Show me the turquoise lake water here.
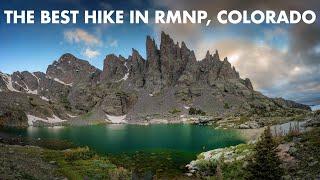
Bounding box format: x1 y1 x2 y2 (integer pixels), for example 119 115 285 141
1 124 245 177
2 124 244 154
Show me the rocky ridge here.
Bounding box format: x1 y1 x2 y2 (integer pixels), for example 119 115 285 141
0 32 311 127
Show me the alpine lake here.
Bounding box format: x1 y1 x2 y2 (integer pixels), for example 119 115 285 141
1 124 245 178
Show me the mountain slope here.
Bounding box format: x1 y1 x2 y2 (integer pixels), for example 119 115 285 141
0 32 311 127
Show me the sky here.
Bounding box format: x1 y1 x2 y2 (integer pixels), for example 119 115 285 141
1 0 320 105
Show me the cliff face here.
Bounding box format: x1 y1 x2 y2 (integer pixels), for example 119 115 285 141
0 32 311 127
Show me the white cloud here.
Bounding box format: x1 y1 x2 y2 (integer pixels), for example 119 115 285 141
64 28 101 46
109 39 118 47
82 48 100 59
194 38 292 90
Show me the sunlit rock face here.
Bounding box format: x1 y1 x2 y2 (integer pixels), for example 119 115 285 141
0 32 311 127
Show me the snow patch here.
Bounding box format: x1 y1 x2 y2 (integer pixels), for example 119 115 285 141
27 114 66 126
53 78 73 86
3 74 19 92
47 75 73 86
18 79 38 95
122 72 129 81
67 114 78 118
40 96 49 101
106 114 127 124
27 89 38 95
1 72 39 95
116 62 129 82
31 73 40 84
184 106 190 110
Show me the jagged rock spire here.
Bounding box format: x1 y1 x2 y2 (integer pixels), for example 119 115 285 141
100 54 127 82
205 50 211 60
128 48 145 87
213 50 220 60
100 32 246 90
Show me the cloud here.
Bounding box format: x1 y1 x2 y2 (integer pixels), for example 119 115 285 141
109 39 118 47
195 37 290 89
64 28 101 46
148 0 320 104
82 48 100 59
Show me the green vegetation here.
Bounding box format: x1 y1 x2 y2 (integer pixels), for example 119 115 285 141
80 111 93 119
224 102 230 109
220 160 246 179
281 127 320 179
196 159 217 176
245 127 284 180
0 135 132 180
193 123 320 180
239 115 250 124
189 107 206 116
192 143 254 179
44 147 132 180
108 150 195 179
63 146 95 161
169 108 181 114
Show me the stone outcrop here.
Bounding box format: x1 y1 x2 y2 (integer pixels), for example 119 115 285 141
144 36 162 92
100 54 127 82
127 49 146 87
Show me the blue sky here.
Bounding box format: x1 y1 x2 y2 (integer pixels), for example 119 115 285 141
0 0 156 73
1 0 320 105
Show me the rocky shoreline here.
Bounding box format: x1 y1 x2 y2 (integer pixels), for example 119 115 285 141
19 111 312 129
1 111 318 179
184 110 320 179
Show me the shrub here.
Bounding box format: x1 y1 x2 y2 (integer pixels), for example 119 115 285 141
64 147 95 161
196 159 217 176
224 102 230 109
108 167 132 180
169 108 181 114
189 107 196 115
189 107 206 116
197 153 205 160
239 115 250 123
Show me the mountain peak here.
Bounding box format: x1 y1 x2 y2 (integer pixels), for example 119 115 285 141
213 50 220 60
59 53 76 62
205 50 211 59
160 31 174 49
47 54 100 85
0 32 312 128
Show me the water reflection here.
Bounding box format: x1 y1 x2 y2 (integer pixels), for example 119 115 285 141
4 124 244 154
